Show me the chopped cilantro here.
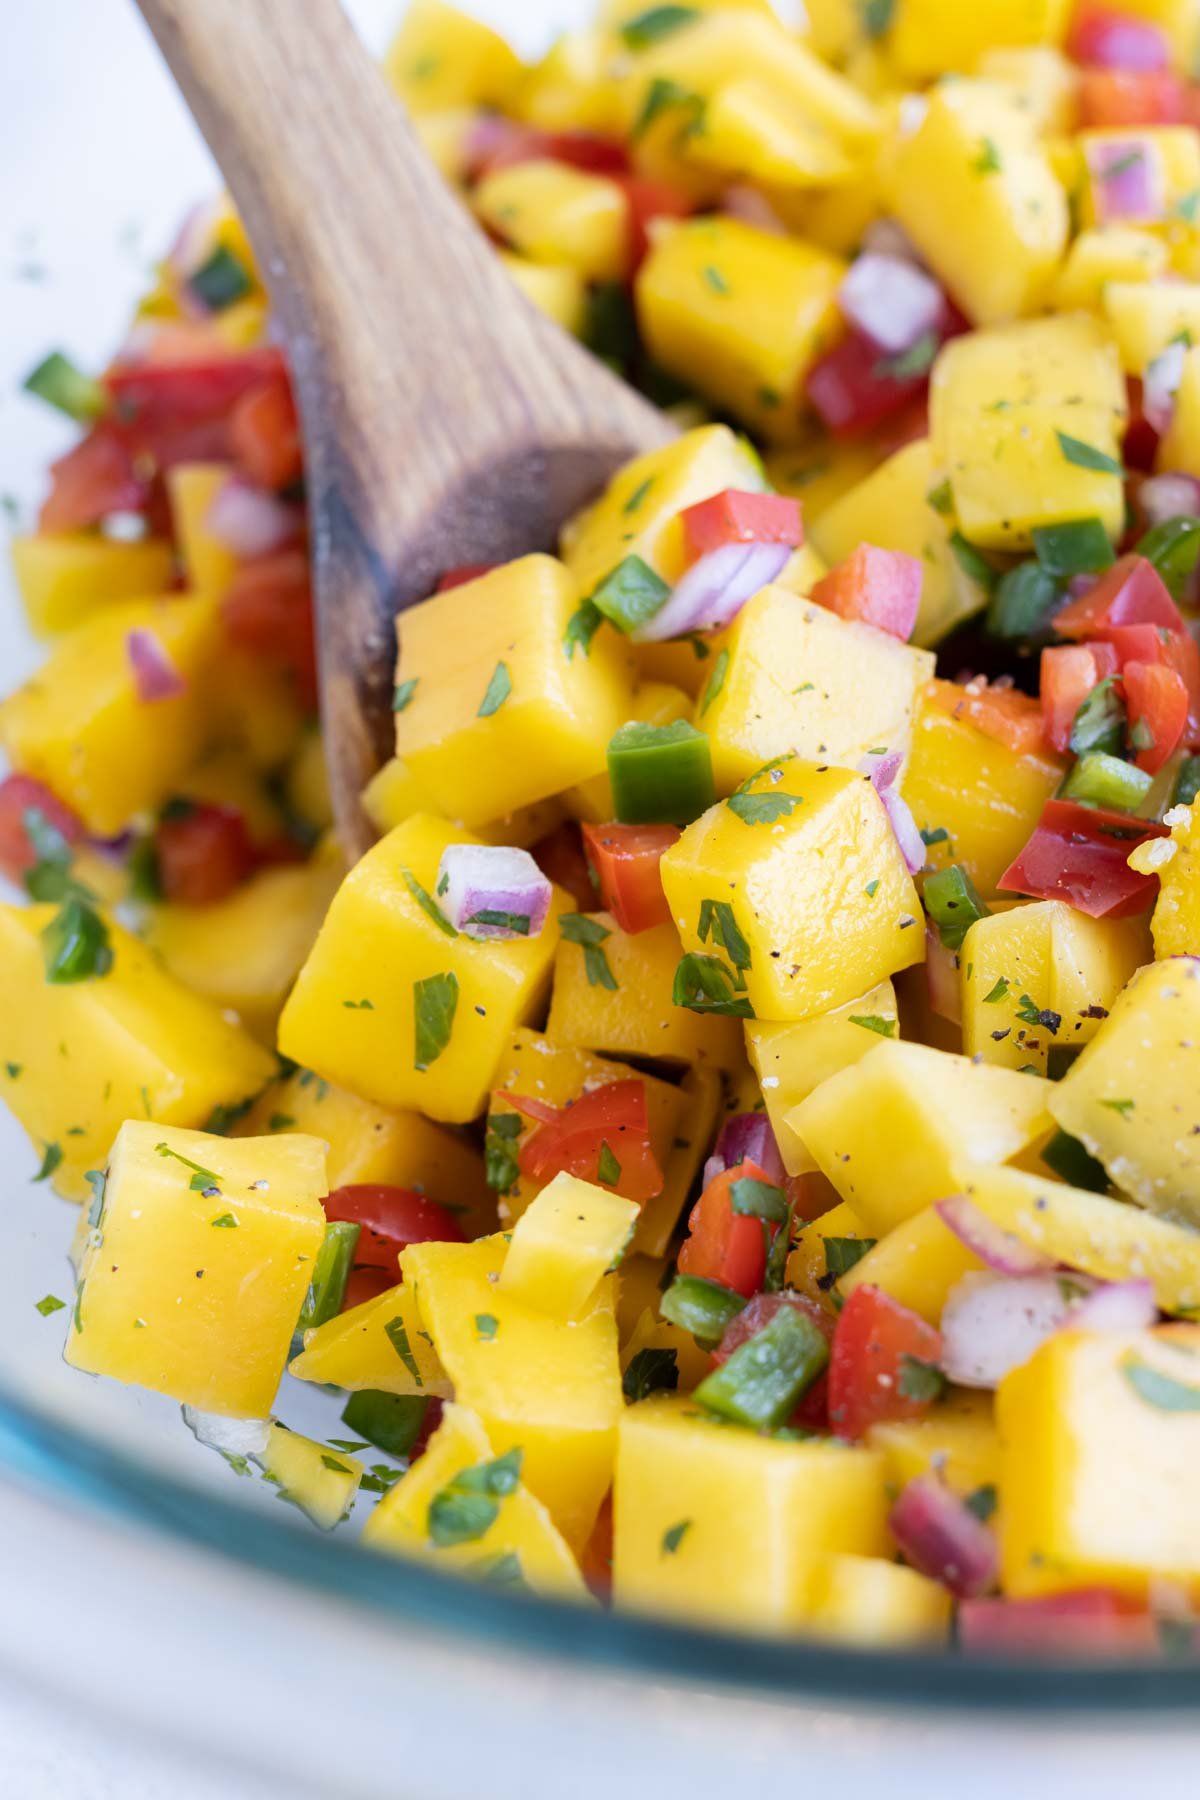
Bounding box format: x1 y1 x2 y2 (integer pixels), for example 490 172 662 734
597 1140 622 1186
477 660 512 718
1055 431 1122 476
559 913 618 989
34 1294 65 1317
393 678 418 713
661 1519 692 1555
402 867 458 937
383 1315 423 1387
849 1014 896 1037
413 971 459 1071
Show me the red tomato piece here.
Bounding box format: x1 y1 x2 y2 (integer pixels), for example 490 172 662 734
620 176 693 268
220 548 318 708
1123 378 1160 472
1052 554 1184 638
509 1078 665 1204
827 1285 944 1441
155 803 255 905
958 1590 1162 1658
436 563 497 592
340 1264 393 1311
1162 628 1200 746
677 1159 778 1299
105 346 287 437
711 1290 834 1430
230 378 303 492
1124 658 1189 771
38 424 153 533
580 821 678 933
1039 642 1120 754
811 543 922 641
1096 621 1166 665
679 490 804 563
473 123 629 179
0 774 85 881
529 821 597 912
805 326 931 438
930 678 1047 757
580 1493 614 1602
1069 6 1171 70
1079 66 1183 125
999 798 1168 919
324 1184 466 1272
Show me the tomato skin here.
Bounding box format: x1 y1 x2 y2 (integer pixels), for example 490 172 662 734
958 1589 1162 1657
324 1184 466 1271
504 1078 664 1204
529 821 597 912
38 424 152 533
1161 629 1200 747
930 679 1047 757
0 775 84 881
1000 798 1169 919
220 548 318 708
827 1285 943 1440
1122 378 1160 472
1040 643 1120 754
155 803 255 905
1078 66 1183 126
677 1159 777 1298
1052 554 1183 639
230 378 302 492
580 821 678 933
679 490 804 563
812 544 921 642
1124 659 1189 772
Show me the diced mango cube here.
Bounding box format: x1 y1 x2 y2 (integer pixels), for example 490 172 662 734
785 1199 871 1310
381 0 522 114
1158 345 1200 477
66 1122 326 1417
1051 228 1169 314
806 1552 953 1646
1102 280 1200 374
166 463 238 597
476 160 630 283
259 1423 362 1530
889 0 1070 82
500 1171 638 1319
866 1389 1000 1499
1148 799 1200 958
499 252 587 336
838 1205 985 1325
11 533 175 637
289 1279 450 1397
685 78 855 190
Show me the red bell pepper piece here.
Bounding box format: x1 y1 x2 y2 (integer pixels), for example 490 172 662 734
324 1183 465 1271
38 423 153 534
580 821 678 933
999 798 1169 919
711 1291 834 1430
529 821 597 912
811 543 922 641
1124 658 1190 771
959 1590 1163 1658
677 1159 778 1298
1079 66 1184 126
805 326 931 439
1162 629 1200 746
230 378 303 492
620 176 693 269
1052 554 1184 638
1096 621 1166 664
155 802 255 905
1069 6 1171 70
105 347 290 470
501 1077 664 1204
436 563 498 592
221 548 318 709
679 490 804 563
0 774 85 882
471 122 630 180
827 1284 944 1440
930 678 1048 758
1040 642 1120 754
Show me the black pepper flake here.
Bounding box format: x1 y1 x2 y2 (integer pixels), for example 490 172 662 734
991 1029 1011 1041
195 1269 205 1278
474 1005 487 1017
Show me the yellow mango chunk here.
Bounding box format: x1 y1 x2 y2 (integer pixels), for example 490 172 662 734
381 0 522 114
838 1205 985 1326
809 439 989 650
998 1328 1200 1602
766 434 885 525
392 555 635 827
565 680 692 823
866 1390 1000 1499
476 161 630 283
792 1040 1054 1236
961 1164 1200 1314
284 729 333 836
500 1171 638 1319
744 981 899 1175
545 912 743 1069
278 814 565 1124
66 1122 326 1417
11 533 175 637
211 647 308 774
498 252 586 336
613 1393 889 1632
259 1424 362 1530
976 45 1079 135
561 424 766 597
662 765 924 1023
289 1279 450 1397
685 78 855 190
930 314 1126 551
699 587 934 794
615 1252 668 1343
786 1199 871 1310
961 901 1150 1074
901 680 1065 900
516 30 624 136
1051 228 1169 313
239 1069 493 1234
636 218 845 442
360 756 431 836
362 1402 588 1601
410 106 479 185
1046 958 1200 1222
166 463 238 597
1149 799 1200 957
1102 280 1200 374
807 1553 953 1647
145 852 342 1042
0 596 221 835
403 1234 622 1549
0 904 275 1203
890 0 1069 80
632 1063 723 1257
884 80 1068 325
1158 344 1200 476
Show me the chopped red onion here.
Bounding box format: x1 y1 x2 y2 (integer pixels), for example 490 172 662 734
127 628 186 703
1072 8 1170 72
941 1271 1076 1387
889 1475 998 1598
182 1405 271 1459
1069 1277 1157 1332
1143 341 1188 436
924 923 962 1026
722 184 787 235
860 753 925 876
702 1111 786 1191
934 1194 1055 1277
206 477 299 558
436 844 551 941
1084 137 1164 225
632 541 792 643
838 253 943 355
1139 472 1200 527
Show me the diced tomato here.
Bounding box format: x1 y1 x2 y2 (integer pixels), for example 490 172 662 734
1069 6 1171 70
529 821 597 912
435 563 497 592
1039 642 1120 753
38 423 153 533
827 1284 944 1441
1096 621 1166 665
324 1183 465 1272
1052 554 1184 639
679 490 804 564
1079 65 1183 126
230 379 303 492
811 544 922 641
220 548 318 708
711 1290 834 1430
104 347 290 472
958 1589 1163 1658
471 122 629 179
1123 378 1160 472
931 678 1047 757
340 1264 393 1311
1163 628 1200 746
504 1078 664 1204
805 326 931 439
1124 658 1189 771
580 821 678 933
0 774 85 882
999 798 1169 919
154 802 255 905
620 176 693 268
677 1159 778 1298
786 1170 843 1225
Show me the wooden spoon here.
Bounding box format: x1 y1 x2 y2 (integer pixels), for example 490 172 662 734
135 0 673 857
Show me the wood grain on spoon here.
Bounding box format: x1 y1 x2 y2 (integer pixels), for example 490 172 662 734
135 0 674 857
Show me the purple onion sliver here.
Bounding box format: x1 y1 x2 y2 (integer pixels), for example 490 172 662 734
126 628 186 703
1143 341 1188 436
631 541 792 643
838 252 943 355
1139 472 1200 527
1069 1277 1157 1333
934 1194 1055 1277
436 844 551 941
1085 137 1163 224
722 184 787 236
889 1474 998 1599
206 477 299 558
940 1271 1076 1388
706 1111 787 1189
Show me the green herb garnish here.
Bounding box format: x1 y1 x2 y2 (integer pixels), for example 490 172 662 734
559 913 618 989
413 971 459 1070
